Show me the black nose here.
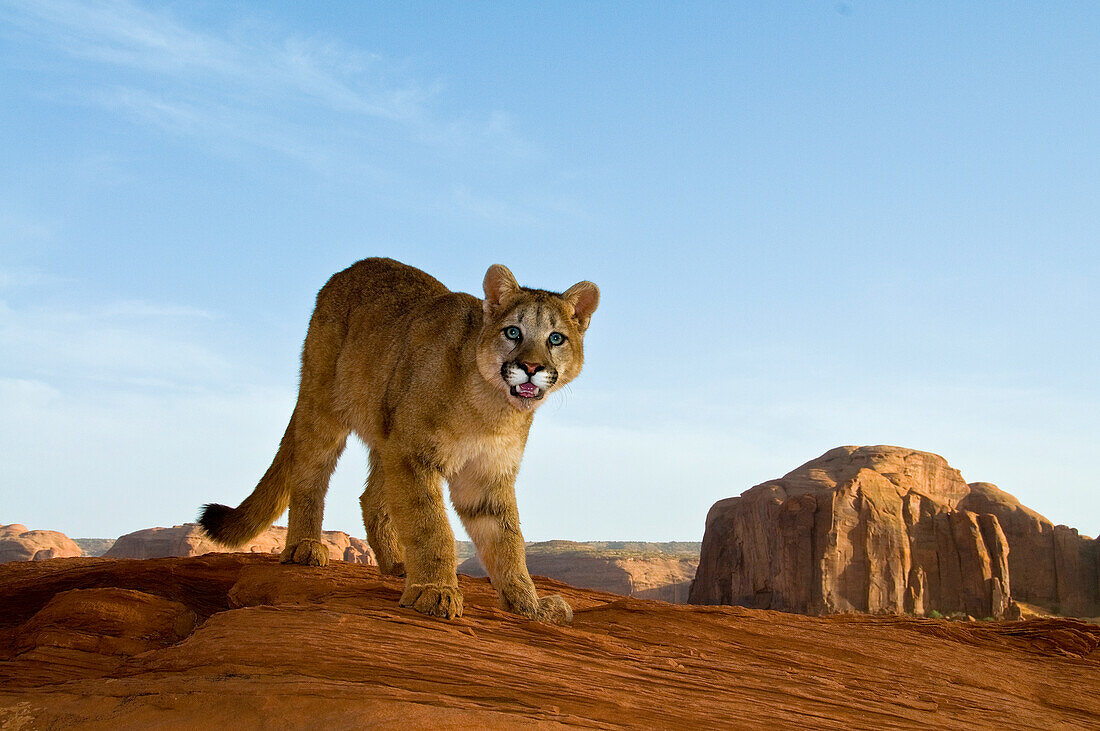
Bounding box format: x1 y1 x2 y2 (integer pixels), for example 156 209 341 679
520 362 543 375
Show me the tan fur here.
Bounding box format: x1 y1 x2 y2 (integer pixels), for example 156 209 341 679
199 258 598 623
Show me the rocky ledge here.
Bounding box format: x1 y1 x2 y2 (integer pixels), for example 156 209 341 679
1 554 1098 728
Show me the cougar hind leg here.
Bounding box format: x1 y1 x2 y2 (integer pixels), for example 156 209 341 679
279 402 350 566
360 450 406 576
279 312 352 567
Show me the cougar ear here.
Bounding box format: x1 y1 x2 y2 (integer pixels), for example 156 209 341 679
483 264 520 317
562 280 600 331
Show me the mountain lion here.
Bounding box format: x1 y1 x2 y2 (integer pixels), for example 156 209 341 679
198 258 599 624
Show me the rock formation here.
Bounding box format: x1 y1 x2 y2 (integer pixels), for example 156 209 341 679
959 483 1099 617
691 446 1098 619
0 524 83 563
459 540 698 603
2 554 1098 728
102 523 374 565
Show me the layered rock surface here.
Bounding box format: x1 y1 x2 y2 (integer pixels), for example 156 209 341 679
2 555 1098 729
459 540 698 602
0 524 83 563
103 523 375 565
691 446 1099 619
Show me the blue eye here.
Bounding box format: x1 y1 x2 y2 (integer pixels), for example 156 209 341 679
504 326 522 340
548 332 565 346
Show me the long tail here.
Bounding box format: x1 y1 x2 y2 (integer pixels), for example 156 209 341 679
198 410 300 548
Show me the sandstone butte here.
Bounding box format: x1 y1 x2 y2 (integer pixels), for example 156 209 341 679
690 445 1100 620
460 540 698 603
102 523 375 565
1 554 1098 729
0 524 83 563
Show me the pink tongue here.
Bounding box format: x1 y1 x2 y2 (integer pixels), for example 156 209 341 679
516 383 539 398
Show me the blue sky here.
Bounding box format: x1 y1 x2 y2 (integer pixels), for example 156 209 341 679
1 1 1097 541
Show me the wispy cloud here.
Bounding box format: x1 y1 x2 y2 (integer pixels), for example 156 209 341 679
0 294 229 392
0 209 55 250
0 265 63 290
449 186 542 228
4 0 423 118
83 85 338 167
95 300 215 320
1 0 523 164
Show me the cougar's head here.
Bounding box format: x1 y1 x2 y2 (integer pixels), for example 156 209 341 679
476 264 600 412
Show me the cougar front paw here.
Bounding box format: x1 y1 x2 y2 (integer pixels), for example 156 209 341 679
500 588 573 625
280 538 330 566
536 594 573 626
399 583 463 619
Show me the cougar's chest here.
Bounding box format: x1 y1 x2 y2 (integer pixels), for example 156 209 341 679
436 428 526 478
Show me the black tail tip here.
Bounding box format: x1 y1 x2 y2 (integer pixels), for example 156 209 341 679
198 503 234 540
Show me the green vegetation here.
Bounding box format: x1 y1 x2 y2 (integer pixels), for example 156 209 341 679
927 609 944 619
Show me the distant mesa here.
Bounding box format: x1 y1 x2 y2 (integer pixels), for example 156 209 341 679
74 538 116 557
690 445 1100 619
459 540 699 603
103 523 376 565
5 519 696 603
0 524 83 563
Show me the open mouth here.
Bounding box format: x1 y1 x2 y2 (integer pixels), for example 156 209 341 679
511 383 542 399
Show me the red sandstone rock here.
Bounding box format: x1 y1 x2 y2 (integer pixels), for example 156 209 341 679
102 523 375 565
0 524 83 563
16 588 196 657
959 482 1099 617
0 555 1096 728
690 446 1025 618
459 541 698 603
